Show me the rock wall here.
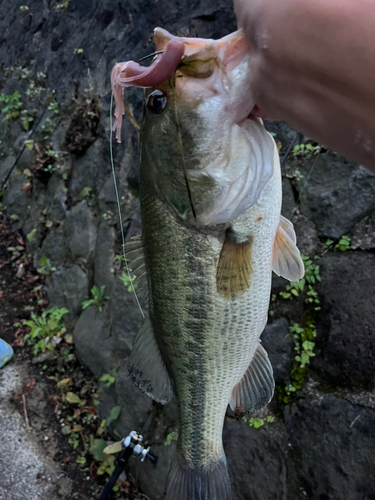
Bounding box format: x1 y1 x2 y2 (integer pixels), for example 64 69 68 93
1 1 375 499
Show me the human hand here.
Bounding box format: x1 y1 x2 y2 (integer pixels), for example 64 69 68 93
232 0 375 169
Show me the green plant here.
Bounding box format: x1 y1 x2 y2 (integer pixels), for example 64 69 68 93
325 239 334 248
37 256 56 275
248 417 264 429
119 273 137 292
82 285 109 312
20 109 35 131
305 285 321 311
68 432 80 449
164 431 179 446
290 322 317 368
248 416 275 429
102 211 113 221
335 235 351 251
25 80 44 100
99 373 116 388
293 143 321 158
48 100 59 115
277 321 317 404
23 307 68 355
19 5 29 11
26 228 37 243
81 186 92 199
0 91 22 120
24 139 34 150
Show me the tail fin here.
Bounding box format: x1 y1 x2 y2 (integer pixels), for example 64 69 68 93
165 454 232 500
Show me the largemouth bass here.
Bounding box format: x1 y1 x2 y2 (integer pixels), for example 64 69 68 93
111 28 304 500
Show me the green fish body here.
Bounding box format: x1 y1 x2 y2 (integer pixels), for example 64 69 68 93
112 27 304 500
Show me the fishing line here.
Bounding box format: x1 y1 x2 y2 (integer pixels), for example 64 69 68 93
138 50 165 63
171 75 197 220
109 92 145 318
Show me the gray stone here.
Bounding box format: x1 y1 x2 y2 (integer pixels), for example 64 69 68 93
31 178 46 208
265 121 299 152
64 201 97 262
94 222 115 293
45 174 67 222
134 439 176 500
23 205 43 252
47 265 88 320
284 395 375 500
293 214 319 256
313 253 375 390
281 177 296 220
73 305 114 377
69 139 110 203
98 175 118 212
0 155 16 180
351 212 375 250
5 173 31 225
38 225 68 268
110 276 145 359
224 417 288 500
261 318 294 385
299 153 375 238
16 148 34 173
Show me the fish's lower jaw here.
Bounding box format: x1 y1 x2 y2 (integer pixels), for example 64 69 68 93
165 454 232 500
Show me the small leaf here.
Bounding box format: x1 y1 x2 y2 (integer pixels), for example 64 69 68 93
103 441 123 455
66 392 83 405
106 405 122 427
89 437 107 461
57 378 72 389
71 424 83 432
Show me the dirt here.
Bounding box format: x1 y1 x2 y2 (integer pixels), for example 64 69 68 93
0 215 140 500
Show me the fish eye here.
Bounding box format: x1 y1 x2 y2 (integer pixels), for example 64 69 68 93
147 90 167 114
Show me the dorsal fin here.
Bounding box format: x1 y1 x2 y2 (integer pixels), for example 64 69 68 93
272 217 304 281
216 230 252 299
124 235 148 293
229 343 274 418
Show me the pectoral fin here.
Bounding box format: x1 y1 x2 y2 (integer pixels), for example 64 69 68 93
229 343 274 417
217 230 252 299
272 217 304 281
128 318 174 404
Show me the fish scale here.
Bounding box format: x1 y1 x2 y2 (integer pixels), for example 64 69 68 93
140 155 282 469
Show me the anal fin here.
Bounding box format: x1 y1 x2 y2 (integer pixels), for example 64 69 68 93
128 318 174 404
229 343 274 416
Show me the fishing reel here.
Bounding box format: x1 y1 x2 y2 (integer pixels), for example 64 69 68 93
122 430 158 463
99 430 158 500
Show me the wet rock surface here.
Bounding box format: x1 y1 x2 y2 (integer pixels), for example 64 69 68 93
299 153 375 238
1 1 375 499
47 265 89 320
313 253 375 390
224 417 289 500
261 318 294 386
284 395 375 500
